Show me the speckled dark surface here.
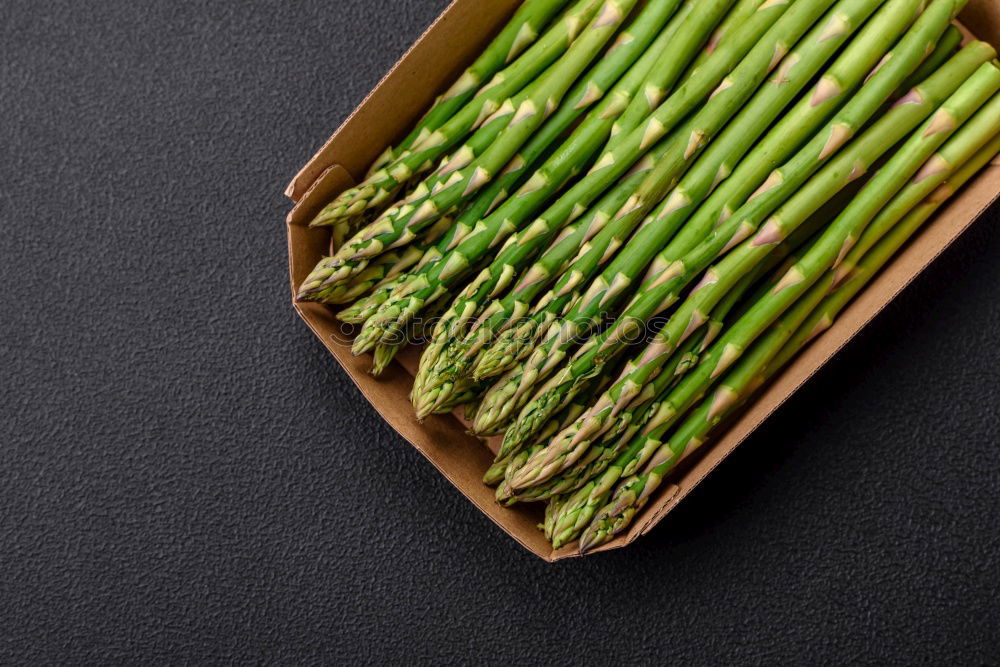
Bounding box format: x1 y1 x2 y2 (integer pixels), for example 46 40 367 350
2 0 999 662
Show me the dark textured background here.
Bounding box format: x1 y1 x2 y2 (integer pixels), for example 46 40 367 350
2 0 999 663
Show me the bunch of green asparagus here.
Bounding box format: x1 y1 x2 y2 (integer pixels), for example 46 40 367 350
298 0 1000 552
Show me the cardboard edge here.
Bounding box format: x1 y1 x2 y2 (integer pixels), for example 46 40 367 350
283 1 462 200
621 168 1000 547
290 300 555 560
285 0 522 202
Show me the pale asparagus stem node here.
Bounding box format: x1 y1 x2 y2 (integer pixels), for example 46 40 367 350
471 0 922 436
493 10 987 460
578 62 1000 552
688 0 770 72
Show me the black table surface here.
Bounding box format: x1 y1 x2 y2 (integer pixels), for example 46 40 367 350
3 0 999 663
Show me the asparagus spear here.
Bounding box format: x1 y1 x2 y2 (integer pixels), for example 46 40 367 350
425 0 855 401
782 98 1000 365
363 0 803 377
309 0 641 297
561 264 835 547
510 215 826 502
629 0 929 298
469 0 919 426
543 494 571 542
507 224 823 489
503 295 723 505
370 291 454 377
340 0 741 362
403 2 716 393
589 52 1000 428
297 0 702 303
364 0 576 178
358 135 670 359
523 49 998 485
603 0 767 153
318 213 457 304
897 23 964 95
456 0 789 276
579 85 1000 550
487 377 607 487
411 166 657 416
316 0 649 286
495 17 985 457
557 132 1000 548
310 0 604 231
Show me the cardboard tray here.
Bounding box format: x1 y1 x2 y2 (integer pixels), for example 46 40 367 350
285 0 1000 561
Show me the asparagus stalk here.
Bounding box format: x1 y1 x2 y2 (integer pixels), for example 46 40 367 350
386 4 684 311
401 3 717 390
780 100 1000 366
532 49 999 485
469 0 916 427
488 377 608 488
508 223 822 491
370 291 454 377
557 136 1000 549
688 0 770 72
564 262 836 548
459 0 790 279
604 0 765 153
510 216 824 502
412 165 657 416
341 0 741 363
364 0 576 178
543 494 570 542
898 23 964 95
430 0 856 398
496 18 985 457
462 0 830 399
318 213 456 304
298 0 706 304
400 1 717 383
359 135 669 362
592 51 999 425
310 0 604 231
504 290 728 505
632 0 928 296
545 219 851 543
312 0 642 291
499 370 622 499
579 85 1000 550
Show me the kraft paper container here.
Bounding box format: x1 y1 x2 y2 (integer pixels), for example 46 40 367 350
286 0 1000 561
